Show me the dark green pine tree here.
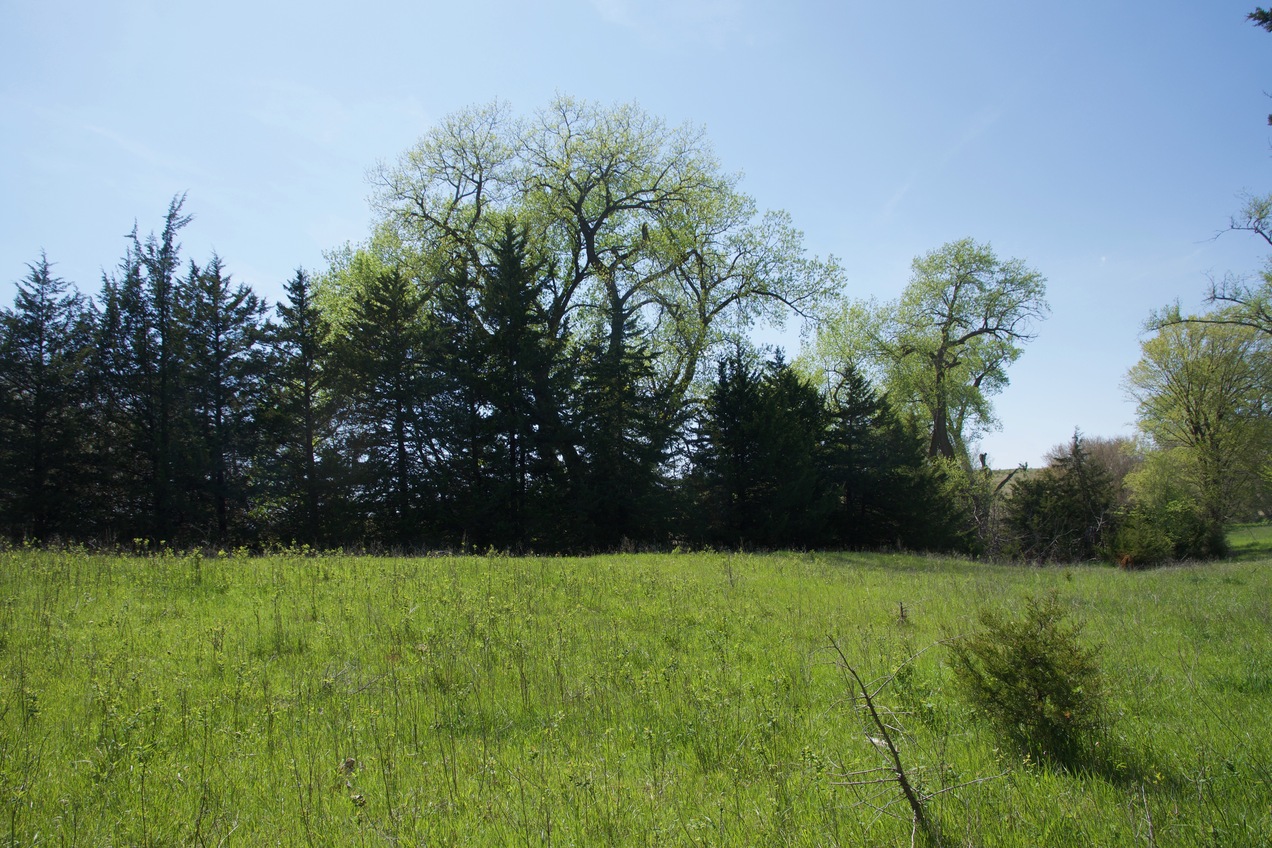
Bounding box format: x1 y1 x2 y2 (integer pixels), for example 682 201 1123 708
331 267 435 547
87 267 133 535
824 362 967 551
478 224 559 548
0 254 96 541
428 263 496 549
691 347 764 546
692 348 835 549
258 268 339 546
178 255 267 543
94 196 194 543
430 222 566 550
1004 431 1118 562
751 356 835 548
571 314 677 550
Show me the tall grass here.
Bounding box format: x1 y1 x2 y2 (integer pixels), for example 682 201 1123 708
0 545 1268 845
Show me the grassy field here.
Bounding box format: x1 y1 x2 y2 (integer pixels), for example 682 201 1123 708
1227 522 1272 560
0 544 1269 846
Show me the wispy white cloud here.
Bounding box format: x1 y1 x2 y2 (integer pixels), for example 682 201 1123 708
246 80 353 147
590 0 636 28
944 105 1001 165
242 78 430 161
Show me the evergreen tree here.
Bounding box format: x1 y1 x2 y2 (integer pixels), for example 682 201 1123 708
94 196 193 542
0 255 96 540
823 363 964 551
259 269 338 546
692 348 764 545
693 349 834 549
178 255 267 542
572 316 677 550
428 264 496 548
760 357 836 547
331 267 435 547
430 223 565 549
1005 432 1119 562
479 225 560 548
86 269 133 535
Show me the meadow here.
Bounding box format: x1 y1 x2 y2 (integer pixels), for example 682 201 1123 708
1 543 1269 846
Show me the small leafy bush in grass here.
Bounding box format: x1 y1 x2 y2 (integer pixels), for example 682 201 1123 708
949 593 1105 766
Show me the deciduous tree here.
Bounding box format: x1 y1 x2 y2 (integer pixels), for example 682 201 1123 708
369 96 839 416
808 239 1048 462
1124 321 1271 534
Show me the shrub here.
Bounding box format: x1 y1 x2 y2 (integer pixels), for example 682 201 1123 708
1159 500 1229 560
1108 500 1228 566
1003 432 1120 562
1107 509 1172 567
949 593 1105 765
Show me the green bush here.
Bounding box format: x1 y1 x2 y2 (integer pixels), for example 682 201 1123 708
1107 509 1173 567
949 593 1105 766
1109 500 1228 566
1003 433 1120 562
1160 500 1229 560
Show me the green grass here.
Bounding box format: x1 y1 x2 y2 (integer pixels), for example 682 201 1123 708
1228 522 1272 559
1 546 1269 846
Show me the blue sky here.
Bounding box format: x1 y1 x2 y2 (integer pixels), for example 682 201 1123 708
2 0 1269 467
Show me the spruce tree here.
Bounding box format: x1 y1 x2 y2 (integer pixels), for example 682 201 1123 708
178 255 267 542
823 363 958 550
692 347 766 546
331 267 434 547
260 269 337 546
572 316 675 550
479 224 558 548
0 255 96 540
428 264 495 548
94 196 193 542
429 223 565 550
692 348 833 549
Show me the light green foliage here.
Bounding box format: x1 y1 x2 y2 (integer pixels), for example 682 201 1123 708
1 548 1271 846
949 593 1105 765
366 96 841 408
313 227 410 335
806 239 1047 462
1125 321 1272 530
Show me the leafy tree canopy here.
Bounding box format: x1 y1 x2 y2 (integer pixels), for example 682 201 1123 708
805 238 1047 463
362 96 842 409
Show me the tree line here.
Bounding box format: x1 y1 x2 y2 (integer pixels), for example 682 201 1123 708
4 93 1267 560
0 192 978 552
